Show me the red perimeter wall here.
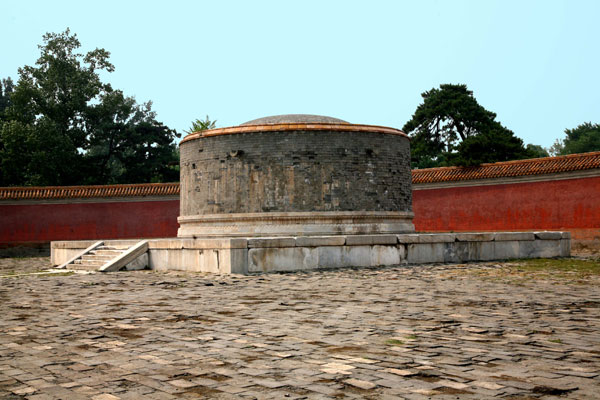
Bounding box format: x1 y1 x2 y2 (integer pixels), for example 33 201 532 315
412 176 600 242
1 200 179 246
1 175 599 247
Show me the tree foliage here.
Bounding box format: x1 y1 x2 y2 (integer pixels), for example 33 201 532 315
403 84 533 168
452 128 533 166
525 144 550 158
0 29 179 186
0 78 14 121
554 122 600 155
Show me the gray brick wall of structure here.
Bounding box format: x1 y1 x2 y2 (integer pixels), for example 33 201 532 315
180 130 412 215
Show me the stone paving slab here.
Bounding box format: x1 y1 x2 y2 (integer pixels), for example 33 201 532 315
1 257 599 399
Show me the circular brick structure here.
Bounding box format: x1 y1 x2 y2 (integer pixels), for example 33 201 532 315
178 114 414 237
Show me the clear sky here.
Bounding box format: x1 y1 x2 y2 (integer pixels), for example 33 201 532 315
3 0 599 148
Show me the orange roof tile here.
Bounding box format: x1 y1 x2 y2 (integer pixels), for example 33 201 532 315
412 151 600 184
0 182 180 201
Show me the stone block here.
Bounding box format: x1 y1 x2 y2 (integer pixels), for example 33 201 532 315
397 234 421 243
406 243 445 264
418 233 455 243
201 249 220 273
295 236 346 247
248 237 296 248
345 235 397 246
315 245 374 269
519 240 561 258
493 241 520 260
494 232 534 241
442 242 461 263
444 241 492 262
248 247 318 273
561 231 571 239
559 239 571 257
370 245 403 266
148 248 232 273
216 248 248 274
534 231 563 240
455 232 495 242
317 246 345 268
342 246 372 267
51 248 82 266
476 241 495 261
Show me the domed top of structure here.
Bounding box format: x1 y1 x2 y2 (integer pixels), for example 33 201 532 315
241 114 348 126
181 113 407 144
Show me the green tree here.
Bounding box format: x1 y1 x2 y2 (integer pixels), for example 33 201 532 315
403 84 531 168
451 128 533 166
525 144 550 158
0 29 179 186
558 122 600 155
83 92 179 184
0 77 14 121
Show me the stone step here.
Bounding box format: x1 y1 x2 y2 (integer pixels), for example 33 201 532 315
91 249 125 257
75 259 106 267
98 245 132 250
71 263 100 271
97 246 118 251
81 254 113 262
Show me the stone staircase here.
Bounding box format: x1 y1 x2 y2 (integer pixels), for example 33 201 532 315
58 240 149 272
71 245 127 271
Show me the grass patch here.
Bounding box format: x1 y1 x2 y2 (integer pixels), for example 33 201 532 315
385 339 404 346
548 338 562 344
448 257 600 285
507 258 600 282
1 271 74 279
511 258 600 274
405 334 418 340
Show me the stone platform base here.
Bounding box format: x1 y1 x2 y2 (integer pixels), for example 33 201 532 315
177 211 415 238
51 231 571 274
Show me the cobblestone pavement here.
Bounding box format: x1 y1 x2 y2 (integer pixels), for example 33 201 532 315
1 258 599 399
0 257 52 275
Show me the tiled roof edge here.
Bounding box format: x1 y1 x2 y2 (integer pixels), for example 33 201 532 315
412 151 600 184
0 182 180 201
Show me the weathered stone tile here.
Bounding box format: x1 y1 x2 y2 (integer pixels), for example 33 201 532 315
1 256 599 400
344 378 377 390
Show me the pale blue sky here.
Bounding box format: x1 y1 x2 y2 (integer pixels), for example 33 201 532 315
3 0 599 148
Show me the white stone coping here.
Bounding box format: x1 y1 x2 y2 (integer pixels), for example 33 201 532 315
52 239 139 249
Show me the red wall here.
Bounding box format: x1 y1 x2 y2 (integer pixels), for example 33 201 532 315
2 175 599 246
1 200 179 245
413 176 600 241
